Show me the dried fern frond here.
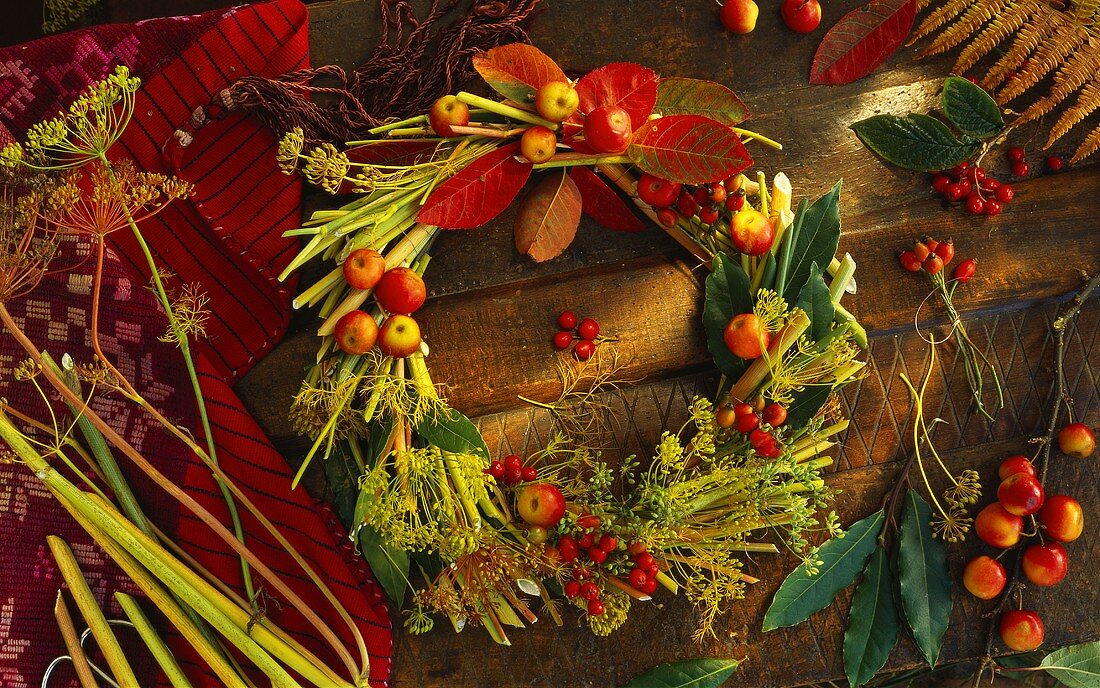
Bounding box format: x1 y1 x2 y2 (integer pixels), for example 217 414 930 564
916 0 1100 161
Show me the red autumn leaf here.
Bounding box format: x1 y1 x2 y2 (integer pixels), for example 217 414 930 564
346 140 438 167
810 0 916 85
472 43 568 104
568 167 646 233
575 62 659 129
627 115 753 185
654 77 751 126
418 142 532 229
514 170 583 262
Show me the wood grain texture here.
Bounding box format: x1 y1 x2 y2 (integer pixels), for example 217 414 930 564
99 0 1100 684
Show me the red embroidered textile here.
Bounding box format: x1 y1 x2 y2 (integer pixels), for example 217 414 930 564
0 2 393 686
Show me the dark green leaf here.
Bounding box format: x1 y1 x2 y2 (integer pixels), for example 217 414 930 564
320 443 361 527
997 652 1044 682
941 76 1003 139
763 510 885 631
785 384 834 431
1041 640 1100 687
781 182 842 305
357 526 410 605
851 114 981 171
898 490 952 666
703 253 752 378
844 547 901 687
621 658 740 688
415 405 490 461
794 262 834 342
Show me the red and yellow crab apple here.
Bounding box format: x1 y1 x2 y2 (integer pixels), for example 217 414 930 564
997 454 1035 480
974 502 1024 548
997 472 1045 516
636 173 681 208
535 81 579 122
342 248 386 290
429 95 470 137
1000 610 1044 651
1057 422 1096 458
1022 541 1069 587
1039 494 1084 543
962 555 1006 600
520 126 558 164
724 312 770 360
729 208 775 256
516 483 567 528
375 267 427 315
721 0 759 33
780 0 821 33
584 105 632 153
377 314 422 358
333 310 378 355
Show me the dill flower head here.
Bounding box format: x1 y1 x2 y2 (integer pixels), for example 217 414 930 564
944 469 982 507
586 591 631 636
0 181 58 302
403 601 434 635
302 143 350 194
157 283 209 345
46 162 192 238
276 128 305 174
932 505 973 543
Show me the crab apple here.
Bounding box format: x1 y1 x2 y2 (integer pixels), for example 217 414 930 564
715 404 737 428
998 455 1036 481
515 483 567 528
584 105 632 153
520 126 557 164
535 81 579 122
1040 495 1084 543
428 95 470 137
1058 422 1096 458
998 473 1045 516
780 0 821 33
729 208 775 256
342 248 386 290
333 310 378 355
962 555 1007 600
762 403 787 427
636 173 682 208
975 502 1024 548
377 315 422 358
1001 610 1044 651
375 267 427 314
724 313 771 360
1022 541 1069 587
721 0 759 33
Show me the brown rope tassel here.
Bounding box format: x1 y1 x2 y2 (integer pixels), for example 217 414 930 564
221 0 541 143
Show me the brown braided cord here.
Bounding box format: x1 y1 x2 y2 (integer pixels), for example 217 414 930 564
223 0 541 143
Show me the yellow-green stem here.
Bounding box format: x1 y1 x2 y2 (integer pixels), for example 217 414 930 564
116 593 196 688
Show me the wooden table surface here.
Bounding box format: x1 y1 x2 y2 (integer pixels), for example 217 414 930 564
106 0 1100 685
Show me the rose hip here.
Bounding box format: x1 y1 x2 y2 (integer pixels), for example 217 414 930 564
953 258 977 283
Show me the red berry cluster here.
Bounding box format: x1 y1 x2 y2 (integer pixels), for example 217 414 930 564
485 453 538 486
898 236 976 283
929 162 1014 217
740 402 786 458
557 514 661 616
634 171 745 229
965 455 1086 651
552 310 602 360
1006 146 1065 177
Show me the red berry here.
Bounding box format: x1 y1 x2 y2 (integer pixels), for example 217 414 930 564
627 541 646 556
676 190 698 217
995 184 1014 203
636 173 681 208
781 0 822 32
762 403 787 426
598 534 618 552
580 581 599 600
488 461 505 478
923 254 944 275
934 239 955 264
634 552 656 569
693 187 711 206
733 402 754 417
956 179 972 196
899 250 923 272
1007 146 1025 163
953 258 977 283
564 580 581 598
587 546 608 564
735 413 760 433
707 185 727 204
578 533 594 549
577 514 601 530
749 428 772 447
980 177 1000 191
945 183 966 202
931 173 952 194
557 310 577 330
984 199 1002 216
921 236 939 252
577 318 600 340
968 166 987 183
642 577 658 594
572 566 589 580
656 207 678 228
725 193 745 212
1012 161 1029 177
558 535 579 561
1045 155 1064 172
965 192 985 215
573 340 596 361
553 330 573 350
587 599 605 616
520 465 538 482
504 454 522 470
757 441 782 458
628 568 648 589
504 466 523 485
698 204 720 225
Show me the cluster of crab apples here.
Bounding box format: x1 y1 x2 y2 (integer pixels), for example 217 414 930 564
964 421 1095 653
333 249 427 358
430 79 635 161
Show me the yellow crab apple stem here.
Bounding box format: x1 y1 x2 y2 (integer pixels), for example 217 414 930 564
455 92 559 129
